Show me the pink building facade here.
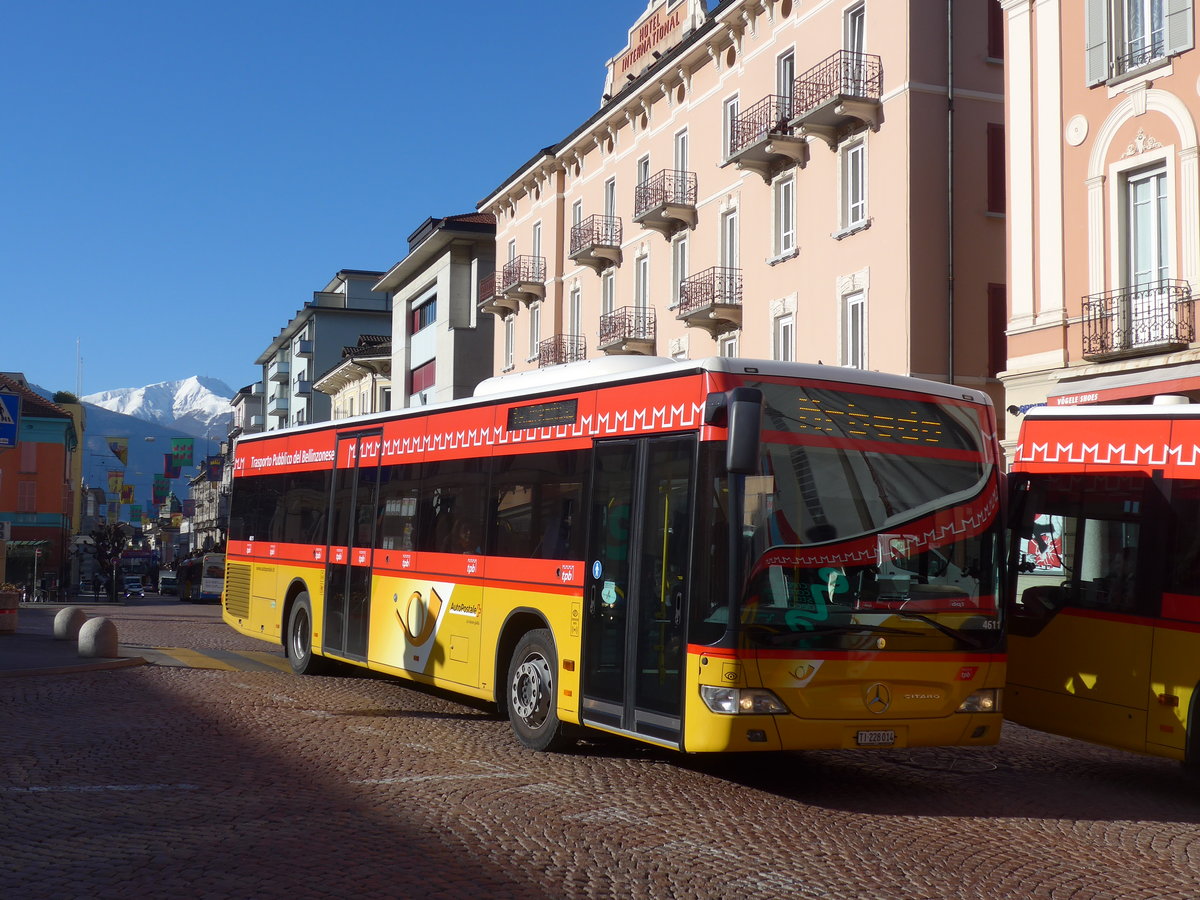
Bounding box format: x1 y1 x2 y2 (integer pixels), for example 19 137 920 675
478 0 1007 414
1001 0 1197 431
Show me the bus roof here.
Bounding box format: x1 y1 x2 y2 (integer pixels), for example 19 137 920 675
1024 400 1200 421
237 356 993 446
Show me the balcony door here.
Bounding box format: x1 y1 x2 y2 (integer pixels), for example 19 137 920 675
582 436 696 746
1125 165 1170 348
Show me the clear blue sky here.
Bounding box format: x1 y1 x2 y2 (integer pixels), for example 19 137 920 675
3 0 650 397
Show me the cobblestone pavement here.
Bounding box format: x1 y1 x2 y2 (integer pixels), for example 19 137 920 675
3 600 1200 899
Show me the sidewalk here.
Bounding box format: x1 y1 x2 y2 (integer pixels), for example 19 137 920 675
0 603 147 677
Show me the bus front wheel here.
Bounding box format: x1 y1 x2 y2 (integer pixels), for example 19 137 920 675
287 593 326 676
506 629 571 752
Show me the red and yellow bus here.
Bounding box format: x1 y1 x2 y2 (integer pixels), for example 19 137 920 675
1008 400 1200 765
223 357 1004 752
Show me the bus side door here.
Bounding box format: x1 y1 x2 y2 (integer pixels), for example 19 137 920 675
325 432 382 662
582 435 695 746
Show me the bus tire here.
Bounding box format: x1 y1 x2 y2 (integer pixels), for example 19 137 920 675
506 628 571 752
287 593 326 676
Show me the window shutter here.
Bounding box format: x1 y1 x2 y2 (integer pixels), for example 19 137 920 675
1084 0 1110 86
1166 0 1194 56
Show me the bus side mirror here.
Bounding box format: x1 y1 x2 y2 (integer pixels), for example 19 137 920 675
705 388 762 475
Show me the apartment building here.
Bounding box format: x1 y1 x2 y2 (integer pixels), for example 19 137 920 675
373 213 496 407
477 0 1007 413
1001 0 1197 428
254 270 390 430
0 373 80 593
314 334 392 419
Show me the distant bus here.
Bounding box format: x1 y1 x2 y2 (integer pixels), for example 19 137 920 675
223 357 1005 753
1008 400 1200 765
178 553 224 603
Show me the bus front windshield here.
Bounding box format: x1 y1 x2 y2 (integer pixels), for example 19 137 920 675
737 383 1002 652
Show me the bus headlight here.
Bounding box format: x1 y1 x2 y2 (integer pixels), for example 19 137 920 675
956 688 1001 713
700 686 789 715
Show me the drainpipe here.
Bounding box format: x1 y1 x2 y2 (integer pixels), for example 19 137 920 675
946 0 955 385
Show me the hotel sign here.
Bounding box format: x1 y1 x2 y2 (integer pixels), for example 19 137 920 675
614 1 688 79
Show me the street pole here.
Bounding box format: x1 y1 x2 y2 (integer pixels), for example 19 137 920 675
32 548 39 602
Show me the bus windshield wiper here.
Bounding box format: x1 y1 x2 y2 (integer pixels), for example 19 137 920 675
894 612 984 649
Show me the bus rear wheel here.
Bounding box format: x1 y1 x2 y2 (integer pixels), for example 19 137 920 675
287 593 326 676
507 629 571 752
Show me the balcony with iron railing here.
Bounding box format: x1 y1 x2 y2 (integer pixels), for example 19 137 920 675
599 306 656 355
538 334 586 368
677 267 742 335
1081 279 1194 362
569 215 623 273
791 50 883 148
499 255 547 305
1112 39 1166 79
725 93 808 182
477 272 518 318
633 169 698 238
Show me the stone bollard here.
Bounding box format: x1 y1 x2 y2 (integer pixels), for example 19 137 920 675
54 606 89 641
78 616 119 659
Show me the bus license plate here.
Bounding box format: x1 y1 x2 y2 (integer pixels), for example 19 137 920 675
856 729 896 746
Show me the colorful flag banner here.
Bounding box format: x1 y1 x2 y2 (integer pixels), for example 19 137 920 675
171 437 194 468
130 504 142 522
106 437 129 466
182 499 196 517
205 456 223 482
107 470 124 494
163 454 181 479
120 485 135 505
107 504 120 524
152 475 169 506
170 512 183 530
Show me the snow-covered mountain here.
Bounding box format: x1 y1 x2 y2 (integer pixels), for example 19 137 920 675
83 376 233 440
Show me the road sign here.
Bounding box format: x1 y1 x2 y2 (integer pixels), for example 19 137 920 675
0 391 20 448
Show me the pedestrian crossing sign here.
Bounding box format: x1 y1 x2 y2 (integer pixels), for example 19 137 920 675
0 391 20 448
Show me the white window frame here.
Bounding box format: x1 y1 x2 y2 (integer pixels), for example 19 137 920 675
504 316 515 371
571 200 583 228
569 285 583 337
776 49 796 100
637 154 651 187
528 302 542 361
602 270 615 316
774 313 795 362
773 173 796 259
532 221 542 261
507 239 517 263
720 208 740 268
722 95 740 160
635 251 650 309
839 139 868 234
674 129 689 172
842 290 867 368
604 178 617 218
845 2 866 54
671 234 688 309
718 333 739 358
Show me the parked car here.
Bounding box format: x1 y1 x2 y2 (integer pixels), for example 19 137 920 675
122 576 145 599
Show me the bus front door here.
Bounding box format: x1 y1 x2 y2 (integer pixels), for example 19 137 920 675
583 436 695 746
324 433 382 662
